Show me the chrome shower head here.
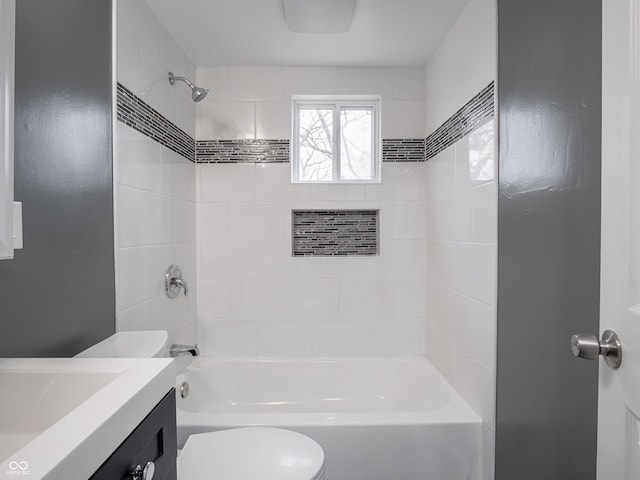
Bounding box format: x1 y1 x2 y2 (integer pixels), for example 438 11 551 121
168 72 209 102
190 86 209 103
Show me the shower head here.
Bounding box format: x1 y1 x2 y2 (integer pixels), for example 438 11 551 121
190 86 209 103
168 72 209 102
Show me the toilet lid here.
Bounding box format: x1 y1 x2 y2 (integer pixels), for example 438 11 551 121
178 427 325 480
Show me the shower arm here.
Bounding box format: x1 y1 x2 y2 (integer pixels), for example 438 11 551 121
168 72 209 102
168 72 195 89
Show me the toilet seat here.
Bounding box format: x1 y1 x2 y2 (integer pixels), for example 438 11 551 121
178 427 325 480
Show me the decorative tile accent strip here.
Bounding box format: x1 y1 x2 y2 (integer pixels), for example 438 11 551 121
425 81 495 161
117 83 195 163
292 210 379 257
196 139 289 163
196 139 424 163
382 139 425 162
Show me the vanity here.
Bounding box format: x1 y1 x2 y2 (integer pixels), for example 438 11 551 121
0 358 176 479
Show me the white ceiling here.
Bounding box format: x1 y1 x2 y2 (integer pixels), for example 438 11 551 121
144 0 469 67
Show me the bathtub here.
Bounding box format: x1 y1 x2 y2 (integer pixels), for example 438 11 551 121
176 357 482 480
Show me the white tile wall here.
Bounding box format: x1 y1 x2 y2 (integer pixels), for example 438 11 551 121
424 1 497 477
382 100 427 138
228 203 284 241
256 163 309 201
283 67 339 97
115 1 197 349
425 129 496 478
256 101 290 139
115 122 197 347
117 0 196 136
196 66 425 140
424 0 497 134
197 101 255 140
197 162 427 357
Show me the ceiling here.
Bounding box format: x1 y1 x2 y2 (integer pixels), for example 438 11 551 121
144 0 469 67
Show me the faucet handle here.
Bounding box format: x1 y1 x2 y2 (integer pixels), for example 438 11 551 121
172 277 189 297
165 265 188 298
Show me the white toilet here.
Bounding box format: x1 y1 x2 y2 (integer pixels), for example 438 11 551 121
77 331 325 480
178 427 324 480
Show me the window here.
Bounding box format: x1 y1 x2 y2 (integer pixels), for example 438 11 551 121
291 95 381 183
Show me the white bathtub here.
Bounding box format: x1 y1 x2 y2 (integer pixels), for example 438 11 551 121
176 357 482 480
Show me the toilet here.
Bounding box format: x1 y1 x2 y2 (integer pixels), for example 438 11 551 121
77 331 325 480
178 427 324 480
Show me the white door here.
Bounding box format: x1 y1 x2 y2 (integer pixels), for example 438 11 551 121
598 0 640 477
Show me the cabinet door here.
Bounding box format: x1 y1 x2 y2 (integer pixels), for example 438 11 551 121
90 390 177 480
0 0 15 260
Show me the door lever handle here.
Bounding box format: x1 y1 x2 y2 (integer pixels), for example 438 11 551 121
571 330 622 369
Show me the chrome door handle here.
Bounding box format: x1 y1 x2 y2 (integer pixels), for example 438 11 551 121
571 330 622 369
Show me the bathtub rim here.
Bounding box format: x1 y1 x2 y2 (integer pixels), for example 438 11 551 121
175 356 482 428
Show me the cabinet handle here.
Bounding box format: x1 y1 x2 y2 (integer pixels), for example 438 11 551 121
130 461 155 480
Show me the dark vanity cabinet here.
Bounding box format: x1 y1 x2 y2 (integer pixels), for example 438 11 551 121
90 389 177 480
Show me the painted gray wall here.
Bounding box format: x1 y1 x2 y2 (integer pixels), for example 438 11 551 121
495 0 601 478
0 0 115 357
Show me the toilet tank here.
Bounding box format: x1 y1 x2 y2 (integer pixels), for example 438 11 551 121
75 331 168 358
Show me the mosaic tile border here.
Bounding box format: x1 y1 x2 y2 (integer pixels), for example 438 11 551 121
292 209 379 257
196 138 425 163
196 139 290 163
116 80 493 165
382 139 425 162
425 81 495 161
117 83 195 163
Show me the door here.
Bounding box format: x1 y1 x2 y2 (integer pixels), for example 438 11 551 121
598 0 640 477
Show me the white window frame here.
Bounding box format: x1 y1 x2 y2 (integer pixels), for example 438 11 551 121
291 95 382 184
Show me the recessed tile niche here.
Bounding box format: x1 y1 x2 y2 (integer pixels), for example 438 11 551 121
292 209 379 257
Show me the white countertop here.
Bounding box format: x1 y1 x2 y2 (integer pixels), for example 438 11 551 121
0 358 175 479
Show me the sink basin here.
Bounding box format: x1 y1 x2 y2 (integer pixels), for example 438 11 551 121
0 369 122 462
0 358 174 479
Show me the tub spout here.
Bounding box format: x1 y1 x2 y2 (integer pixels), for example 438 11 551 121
170 343 200 357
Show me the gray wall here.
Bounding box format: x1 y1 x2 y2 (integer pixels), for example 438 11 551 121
0 0 115 357
495 0 601 478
